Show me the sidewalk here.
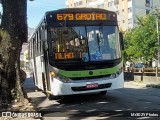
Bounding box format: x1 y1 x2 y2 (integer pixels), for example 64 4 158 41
125 80 160 89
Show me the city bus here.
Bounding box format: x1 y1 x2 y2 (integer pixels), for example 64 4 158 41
28 8 124 99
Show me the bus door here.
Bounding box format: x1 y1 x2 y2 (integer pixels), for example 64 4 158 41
42 41 51 91
41 28 51 91
35 40 44 91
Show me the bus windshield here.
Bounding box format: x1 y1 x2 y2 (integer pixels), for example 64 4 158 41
49 26 121 62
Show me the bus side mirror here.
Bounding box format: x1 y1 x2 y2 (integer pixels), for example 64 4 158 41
40 29 48 50
41 29 46 41
119 32 124 50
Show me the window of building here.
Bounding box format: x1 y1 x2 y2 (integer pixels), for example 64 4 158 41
97 4 104 8
116 11 119 15
122 9 124 13
146 0 150 3
145 0 150 14
128 7 132 13
108 2 111 7
114 0 119 5
74 2 78 7
128 18 132 24
145 0 150 7
79 1 83 6
123 20 125 23
74 1 83 7
146 10 150 14
86 0 98 3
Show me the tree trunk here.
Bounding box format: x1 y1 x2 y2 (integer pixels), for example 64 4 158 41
15 49 25 103
0 0 27 109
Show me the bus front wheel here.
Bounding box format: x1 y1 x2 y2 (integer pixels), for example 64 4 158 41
47 93 57 100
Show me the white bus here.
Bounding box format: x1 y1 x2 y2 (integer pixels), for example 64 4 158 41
28 8 124 99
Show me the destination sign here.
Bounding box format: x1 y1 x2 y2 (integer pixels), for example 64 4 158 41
56 13 107 21
55 52 82 60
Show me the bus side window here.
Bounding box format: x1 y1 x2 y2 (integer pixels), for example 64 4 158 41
28 41 30 59
33 37 36 57
38 29 41 54
36 31 39 56
38 30 41 54
30 40 32 58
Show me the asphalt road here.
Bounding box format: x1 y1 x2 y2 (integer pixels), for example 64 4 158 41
24 74 160 120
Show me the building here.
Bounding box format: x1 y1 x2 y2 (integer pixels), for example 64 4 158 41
66 0 160 31
20 43 29 70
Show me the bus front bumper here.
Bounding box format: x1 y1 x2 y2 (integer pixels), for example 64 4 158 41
50 73 124 96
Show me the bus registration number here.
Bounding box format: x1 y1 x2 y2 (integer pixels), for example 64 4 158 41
86 83 98 89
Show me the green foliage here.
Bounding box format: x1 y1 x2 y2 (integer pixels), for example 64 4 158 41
25 52 29 60
123 13 160 63
0 29 13 61
20 61 25 68
123 30 133 62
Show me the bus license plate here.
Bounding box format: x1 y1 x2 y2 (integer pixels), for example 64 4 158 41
86 83 98 88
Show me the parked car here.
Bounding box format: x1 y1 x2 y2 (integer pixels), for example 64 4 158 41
134 63 146 73
134 63 145 68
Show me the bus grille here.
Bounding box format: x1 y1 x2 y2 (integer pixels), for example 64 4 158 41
71 83 112 92
70 74 111 80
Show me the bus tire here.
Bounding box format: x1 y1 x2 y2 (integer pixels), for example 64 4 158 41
47 93 56 100
42 73 47 93
99 91 107 95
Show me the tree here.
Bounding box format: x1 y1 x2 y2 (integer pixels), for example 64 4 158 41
124 13 160 64
0 0 27 109
123 30 133 62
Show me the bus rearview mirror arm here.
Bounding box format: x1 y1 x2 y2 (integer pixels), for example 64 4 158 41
40 29 48 50
119 32 124 50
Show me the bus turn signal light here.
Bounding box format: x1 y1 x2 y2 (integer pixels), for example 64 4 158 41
50 71 56 77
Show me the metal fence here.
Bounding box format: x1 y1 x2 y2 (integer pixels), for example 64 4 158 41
124 67 160 81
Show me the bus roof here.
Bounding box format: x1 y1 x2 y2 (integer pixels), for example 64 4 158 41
46 8 116 15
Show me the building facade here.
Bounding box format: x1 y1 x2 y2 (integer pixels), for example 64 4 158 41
66 0 160 31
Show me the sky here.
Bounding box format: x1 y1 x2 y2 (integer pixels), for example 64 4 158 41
27 0 66 28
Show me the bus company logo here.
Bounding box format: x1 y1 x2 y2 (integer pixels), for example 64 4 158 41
89 71 93 75
2 112 11 117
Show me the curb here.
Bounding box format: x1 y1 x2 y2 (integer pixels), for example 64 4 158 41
146 84 160 89
125 81 160 89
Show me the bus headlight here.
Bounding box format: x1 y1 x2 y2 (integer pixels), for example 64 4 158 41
110 68 122 79
116 68 122 76
110 73 117 79
50 71 72 83
50 71 56 77
57 75 72 83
